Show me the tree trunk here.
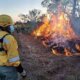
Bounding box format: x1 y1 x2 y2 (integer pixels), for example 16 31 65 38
72 0 77 18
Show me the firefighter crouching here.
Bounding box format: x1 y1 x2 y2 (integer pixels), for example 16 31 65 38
0 14 26 80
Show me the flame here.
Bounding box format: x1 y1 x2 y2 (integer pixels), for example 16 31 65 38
32 12 80 56
33 16 51 37
76 44 80 51
64 48 72 56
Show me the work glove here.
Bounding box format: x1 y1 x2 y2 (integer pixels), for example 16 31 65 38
16 64 27 79
20 70 27 78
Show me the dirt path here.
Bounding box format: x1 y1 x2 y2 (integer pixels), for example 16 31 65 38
17 33 80 80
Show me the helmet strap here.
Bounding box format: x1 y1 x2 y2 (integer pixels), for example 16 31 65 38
0 26 11 34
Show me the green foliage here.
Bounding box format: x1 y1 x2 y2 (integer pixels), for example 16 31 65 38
41 0 50 7
29 9 41 22
15 21 38 34
19 14 29 23
41 0 80 17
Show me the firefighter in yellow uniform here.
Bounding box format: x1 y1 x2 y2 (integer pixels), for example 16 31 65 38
0 14 21 80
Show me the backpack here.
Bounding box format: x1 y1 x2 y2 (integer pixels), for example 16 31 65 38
0 34 9 53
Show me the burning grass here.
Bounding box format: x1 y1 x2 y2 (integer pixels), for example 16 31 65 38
17 33 80 80
32 12 80 56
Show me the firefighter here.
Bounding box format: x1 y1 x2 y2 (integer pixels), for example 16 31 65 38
0 14 26 80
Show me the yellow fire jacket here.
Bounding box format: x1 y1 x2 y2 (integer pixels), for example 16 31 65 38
0 31 20 67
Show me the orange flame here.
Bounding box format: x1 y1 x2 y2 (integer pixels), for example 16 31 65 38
32 12 80 56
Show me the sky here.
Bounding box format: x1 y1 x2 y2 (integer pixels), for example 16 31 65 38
0 0 47 21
